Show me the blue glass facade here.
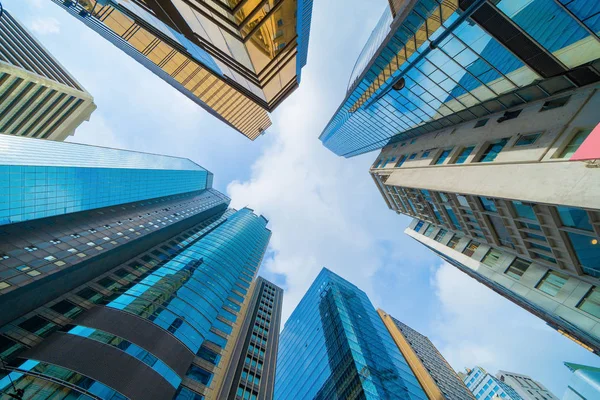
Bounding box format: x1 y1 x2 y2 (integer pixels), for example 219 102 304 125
275 268 428 400
0 135 210 225
320 0 600 157
563 362 600 400
463 367 522 400
0 204 272 399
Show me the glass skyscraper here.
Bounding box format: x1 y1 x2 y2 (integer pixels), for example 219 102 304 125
0 136 279 400
275 268 428 400
320 0 600 157
0 134 211 225
50 0 314 140
563 362 600 400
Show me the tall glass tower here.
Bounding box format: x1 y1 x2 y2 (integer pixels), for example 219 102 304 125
50 0 314 140
275 268 428 400
0 135 277 400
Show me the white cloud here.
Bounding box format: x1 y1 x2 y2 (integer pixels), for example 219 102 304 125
428 261 599 394
28 16 61 35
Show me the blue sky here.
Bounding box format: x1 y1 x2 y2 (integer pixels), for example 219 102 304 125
6 0 600 396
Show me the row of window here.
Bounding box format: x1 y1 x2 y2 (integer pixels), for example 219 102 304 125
374 125 592 169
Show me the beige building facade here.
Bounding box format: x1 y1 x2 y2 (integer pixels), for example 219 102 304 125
370 83 600 354
0 10 96 141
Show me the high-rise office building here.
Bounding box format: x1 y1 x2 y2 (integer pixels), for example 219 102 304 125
463 366 524 400
496 370 558 400
50 0 313 140
0 9 96 141
379 309 475 400
320 0 600 157
0 135 278 400
563 362 600 400
275 268 429 400
217 276 283 400
331 0 600 354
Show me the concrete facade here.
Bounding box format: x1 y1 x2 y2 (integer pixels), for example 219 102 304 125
496 370 559 400
379 309 475 400
0 10 96 141
407 223 600 354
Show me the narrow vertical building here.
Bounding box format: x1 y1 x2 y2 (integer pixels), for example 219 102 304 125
275 268 428 400
0 9 96 140
50 0 314 140
217 277 283 400
0 135 275 400
378 310 475 400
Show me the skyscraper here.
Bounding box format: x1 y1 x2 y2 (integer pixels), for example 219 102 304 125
563 362 600 400
496 370 558 400
217 277 283 400
0 135 278 400
0 9 96 141
275 268 429 400
320 0 600 157
50 0 314 140
463 366 524 400
322 0 600 354
378 309 475 400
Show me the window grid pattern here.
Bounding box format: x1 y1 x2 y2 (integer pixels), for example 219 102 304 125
392 317 475 400
320 0 599 157
0 189 227 295
275 268 428 400
235 281 279 400
382 182 600 279
1 206 271 398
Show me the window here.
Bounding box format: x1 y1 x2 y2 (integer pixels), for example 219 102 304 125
477 139 508 162
479 197 497 212
536 271 569 297
578 287 600 319
541 96 570 111
515 133 541 146
557 207 593 231
474 118 489 128
497 109 522 123
422 150 431 158
414 220 425 232
462 241 481 257
18 315 56 338
434 229 447 242
434 149 452 165
396 155 407 167
482 249 502 268
565 231 600 276
409 153 417 160
447 235 461 249
505 258 530 280
187 365 212 385
454 146 474 164
424 225 435 237
513 201 536 220
558 129 592 159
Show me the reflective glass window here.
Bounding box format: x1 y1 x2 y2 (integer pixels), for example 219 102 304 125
557 207 593 231
454 146 474 164
578 287 600 319
566 232 600 276
505 258 530 280
558 129 592 159
477 139 508 162
536 271 569 297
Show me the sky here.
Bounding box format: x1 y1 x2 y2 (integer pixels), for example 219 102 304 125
5 0 600 396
